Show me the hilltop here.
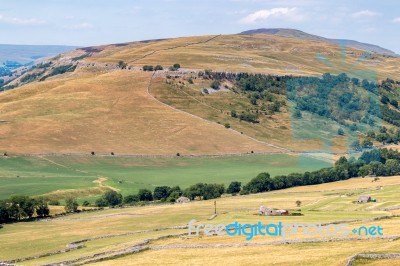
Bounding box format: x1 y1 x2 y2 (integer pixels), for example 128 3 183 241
239 28 398 57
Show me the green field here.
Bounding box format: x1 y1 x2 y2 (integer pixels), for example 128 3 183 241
0 176 399 265
0 154 330 200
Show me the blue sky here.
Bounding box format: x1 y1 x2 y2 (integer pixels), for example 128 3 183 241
0 0 399 53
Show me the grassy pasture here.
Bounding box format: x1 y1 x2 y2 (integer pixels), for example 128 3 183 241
0 154 329 200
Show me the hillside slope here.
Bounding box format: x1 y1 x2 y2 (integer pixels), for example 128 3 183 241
0 69 277 155
1 33 400 155
78 34 400 80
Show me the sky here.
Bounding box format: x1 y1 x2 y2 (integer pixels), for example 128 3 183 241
0 0 399 53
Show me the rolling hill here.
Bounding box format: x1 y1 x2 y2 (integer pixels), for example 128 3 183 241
1 30 400 155
0 44 78 65
239 28 398 57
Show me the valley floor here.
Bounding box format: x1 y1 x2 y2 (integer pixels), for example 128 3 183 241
0 176 400 265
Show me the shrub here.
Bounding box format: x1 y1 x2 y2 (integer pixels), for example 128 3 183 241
65 198 79 213
143 65 154 71
226 181 241 194
138 189 153 201
224 123 230 128
95 198 108 207
292 109 302 119
211 80 220 90
123 195 139 204
153 186 172 200
82 201 90 207
118 61 127 69
154 65 163 71
102 191 123 207
35 198 50 217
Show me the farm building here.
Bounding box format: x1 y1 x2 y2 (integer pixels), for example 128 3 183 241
357 195 376 203
259 206 288 216
176 196 190 204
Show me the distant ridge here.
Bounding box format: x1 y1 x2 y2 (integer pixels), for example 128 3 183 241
239 28 397 57
0 44 79 65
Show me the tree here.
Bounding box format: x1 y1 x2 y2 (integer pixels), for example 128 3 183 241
349 123 358 131
362 139 373 149
65 198 79 213
103 191 123 207
243 173 273 193
123 195 139 204
381 95 389 104
360 149 384 164
183 183 224 200
169 64 181 71
350 140 361 151
154 65 163 71
211 80 220 90
338 128 345 136
391 99 399 108
95 198 108 207
296 200 302 207
358 165 370 177
10 196 35 220
292 109 302 119
226 181 241 194
143 65 154 71
0 200 10 223
35 198 50 217
138 189 153 201
224 123 230 128
385 159 400 176
230 110 237 118
118 60 127 69
335 156 348 168
153 186 172 200
167 186 183 202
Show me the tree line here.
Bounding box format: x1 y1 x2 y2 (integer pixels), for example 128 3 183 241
241 148 400 194
0 196 49 223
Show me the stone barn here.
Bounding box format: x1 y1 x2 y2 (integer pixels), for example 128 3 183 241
357 195 371 203
259 206 288 216
176 196 190 204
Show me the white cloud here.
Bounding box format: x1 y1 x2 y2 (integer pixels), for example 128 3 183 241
351 10 380 18
239 7 303 24
0 14 45 25
392 17 400 23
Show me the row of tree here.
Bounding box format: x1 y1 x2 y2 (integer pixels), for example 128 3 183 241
0 196 49 223
93 182 234 207
242 148 400 194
